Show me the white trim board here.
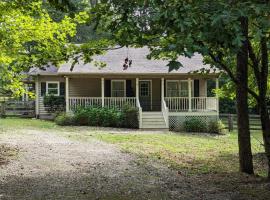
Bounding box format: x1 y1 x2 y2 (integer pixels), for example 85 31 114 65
46 81 60 96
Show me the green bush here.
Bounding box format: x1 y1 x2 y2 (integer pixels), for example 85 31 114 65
74 106 124 127
183 118 208 133
55 113 75 126
44 95 65 112
73 107 92 125
121 104 139 128
54 105 139 128
183 118 226 134
208 120 226 134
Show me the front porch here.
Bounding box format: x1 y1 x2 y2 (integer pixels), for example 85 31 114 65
64 76 219 129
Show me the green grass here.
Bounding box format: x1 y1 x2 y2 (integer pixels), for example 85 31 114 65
0 117 57 130
0 117 269 199
95 131 266 176
0 117 266 176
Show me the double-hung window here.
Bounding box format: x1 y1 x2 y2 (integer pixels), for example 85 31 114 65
46 82 60 96
166 81 179 97
111 80 126 97
166 80 191 97
179 81 188 97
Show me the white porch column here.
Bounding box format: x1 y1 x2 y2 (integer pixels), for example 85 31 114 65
188 78 192 112
65 76 69 112
136 78 139 102
216 77 219 114
101 78 105 107
161 78 164 102
35 76 39 117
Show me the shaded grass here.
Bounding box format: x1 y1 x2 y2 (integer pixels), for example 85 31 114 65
0 117 269 199
95 131 267 177
0 118 266 176
0 117 57 130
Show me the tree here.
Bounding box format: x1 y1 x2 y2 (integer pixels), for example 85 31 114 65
0 0 85 96
81 0 270 176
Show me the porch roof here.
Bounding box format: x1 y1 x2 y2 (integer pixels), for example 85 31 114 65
30 47 218 76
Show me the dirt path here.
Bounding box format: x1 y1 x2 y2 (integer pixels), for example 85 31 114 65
0 128 239 200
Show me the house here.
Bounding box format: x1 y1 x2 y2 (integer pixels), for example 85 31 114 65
29 47 220 130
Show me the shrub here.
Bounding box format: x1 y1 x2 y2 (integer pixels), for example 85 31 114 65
55 113 75 126
121 104 139 128
183 118 208 133
74 106 124 127
44 95 65 113
208 120 226 134
74 106 93 125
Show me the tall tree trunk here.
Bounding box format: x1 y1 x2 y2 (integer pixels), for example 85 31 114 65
259 37 270 178
236 17 254 174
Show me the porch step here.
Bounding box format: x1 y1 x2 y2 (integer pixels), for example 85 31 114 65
141 112 167 129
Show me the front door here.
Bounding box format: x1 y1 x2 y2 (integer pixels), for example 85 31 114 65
139 80 151 111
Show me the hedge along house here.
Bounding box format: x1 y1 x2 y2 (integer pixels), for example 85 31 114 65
30 47 220 130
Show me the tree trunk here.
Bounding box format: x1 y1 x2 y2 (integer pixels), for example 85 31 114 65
259 37 270 179
236 17 254 174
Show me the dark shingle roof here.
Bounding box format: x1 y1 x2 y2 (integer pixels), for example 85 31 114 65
30 47 215 75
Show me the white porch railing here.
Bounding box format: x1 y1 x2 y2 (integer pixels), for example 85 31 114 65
162 99 169 128
165 97 218 112
104 97 136 109
68 97 137 111
69 97 102 111
191 97 218 111
165 97 189 111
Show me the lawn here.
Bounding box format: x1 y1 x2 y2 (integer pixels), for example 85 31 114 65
0 117 266 176
0 118 269 199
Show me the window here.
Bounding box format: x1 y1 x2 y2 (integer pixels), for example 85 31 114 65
179 81 188 97
46 82 59 96
140 81 150 97
166 80 191 97
111 80 125 97
166 81 179 97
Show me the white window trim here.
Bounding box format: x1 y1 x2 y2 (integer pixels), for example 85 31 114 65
166 80 194 97
111 80 126 97
46 81 60 96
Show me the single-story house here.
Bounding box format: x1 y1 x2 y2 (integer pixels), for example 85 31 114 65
29 47 220 130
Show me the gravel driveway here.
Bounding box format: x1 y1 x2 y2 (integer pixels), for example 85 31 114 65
0 127 242 200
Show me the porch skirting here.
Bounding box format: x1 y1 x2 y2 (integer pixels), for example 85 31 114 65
169 112 219 131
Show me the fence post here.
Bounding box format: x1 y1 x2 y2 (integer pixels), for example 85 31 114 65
0 102 6 118
228 114 233 132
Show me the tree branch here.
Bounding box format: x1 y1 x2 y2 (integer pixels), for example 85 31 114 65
247 39 261 87
208 50 259 101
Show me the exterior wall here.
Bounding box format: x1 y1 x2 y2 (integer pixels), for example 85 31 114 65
37 76 65 117
35 75 216 117
69 78 101 97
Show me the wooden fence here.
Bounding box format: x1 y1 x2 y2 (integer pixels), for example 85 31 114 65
220 113 262 131
0 100 35 118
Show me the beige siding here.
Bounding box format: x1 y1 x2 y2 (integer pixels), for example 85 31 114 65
38 76 65 115
36 75 212 116
69 78 101 97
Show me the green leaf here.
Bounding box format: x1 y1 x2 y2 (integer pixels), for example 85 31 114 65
167 60 183 72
